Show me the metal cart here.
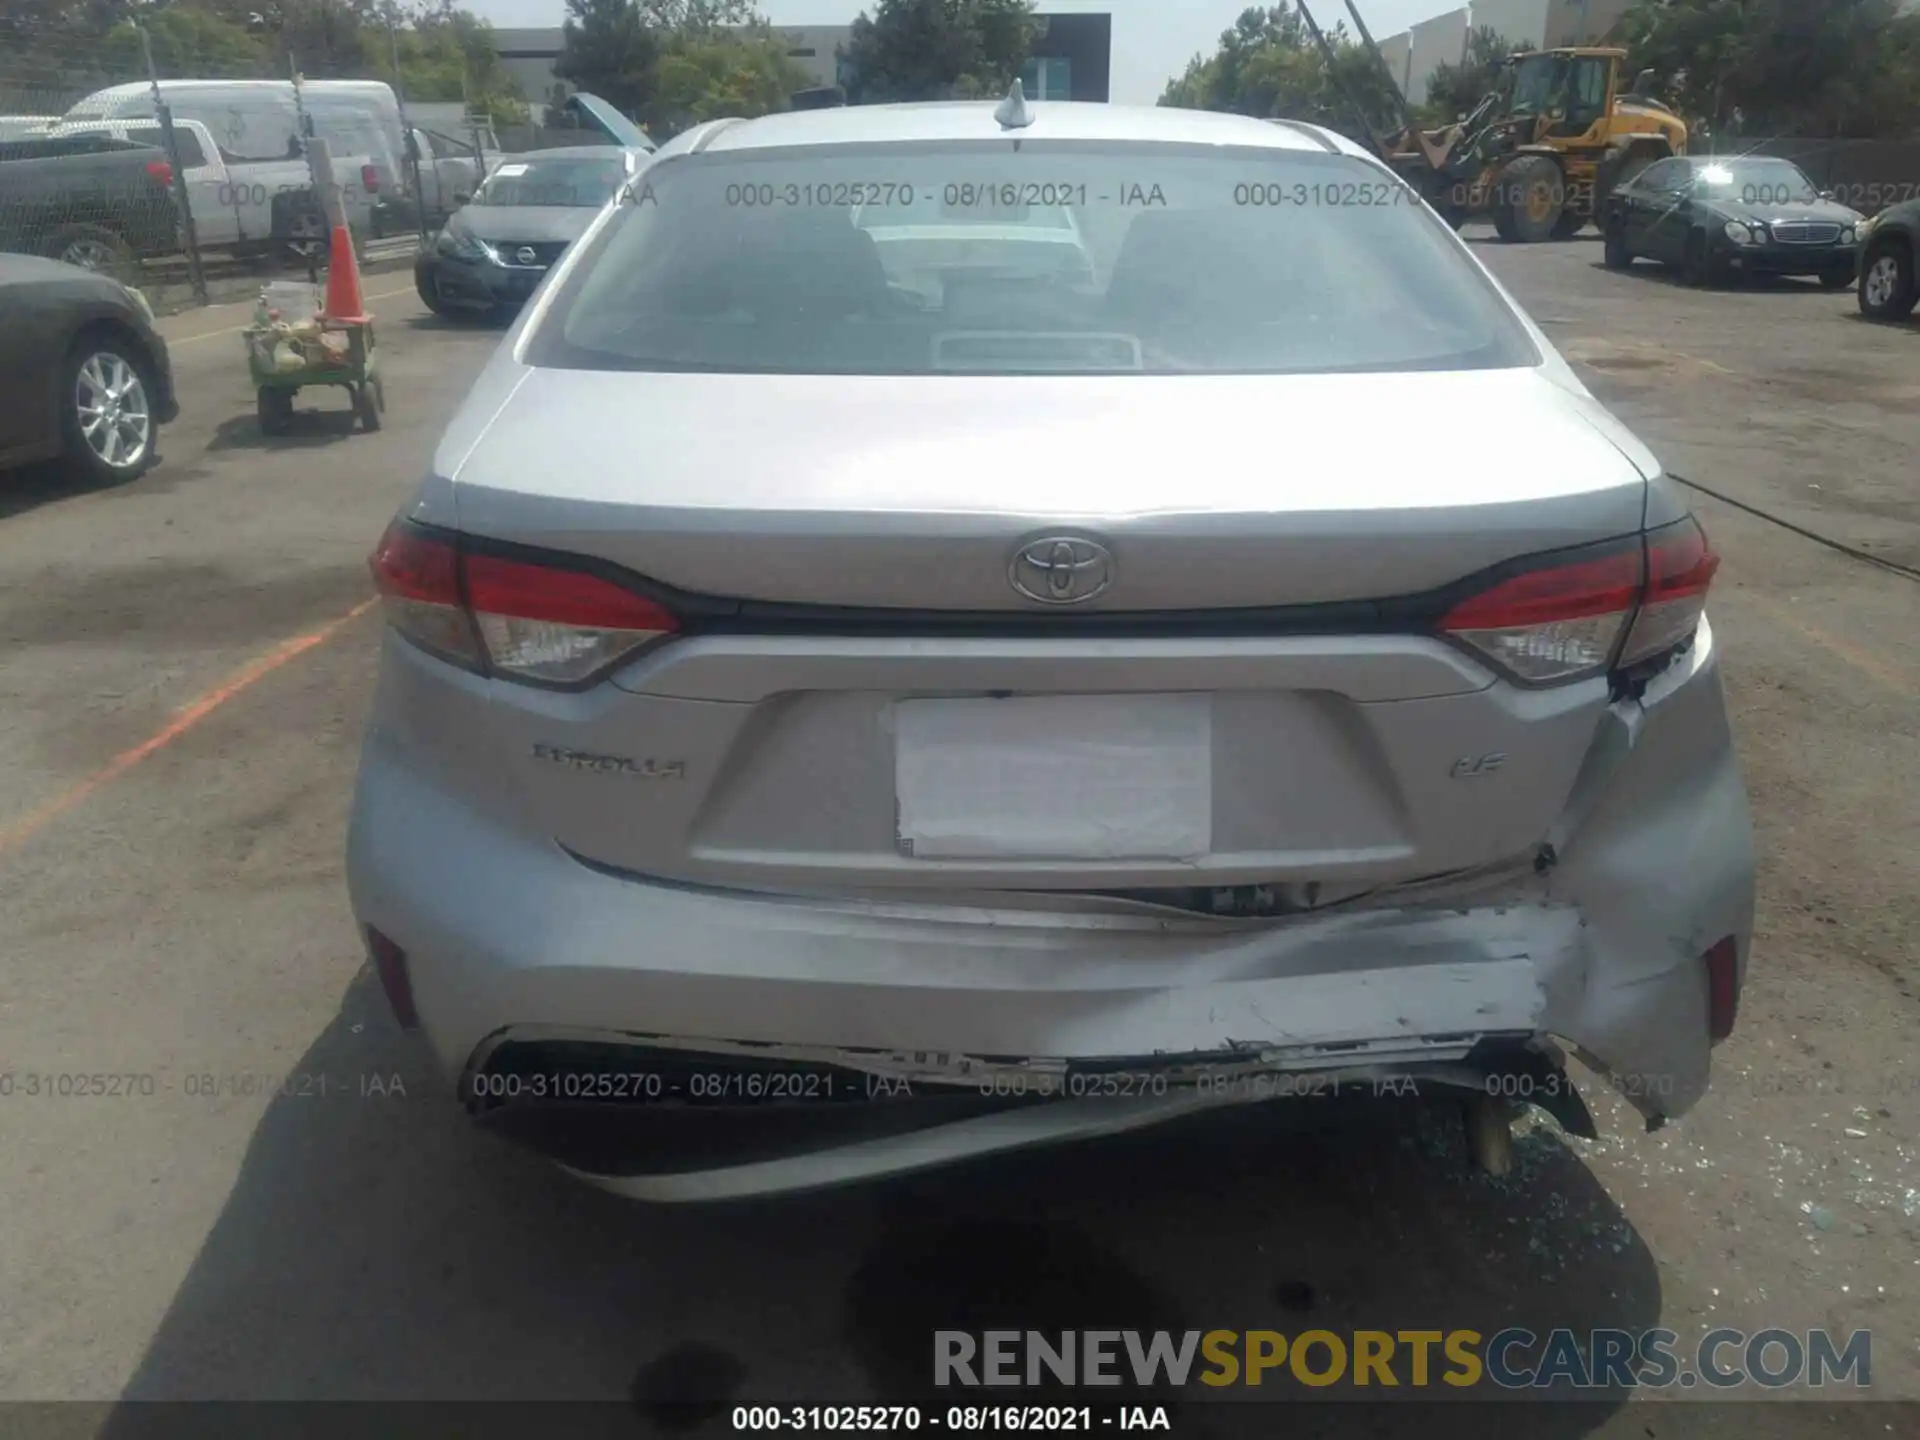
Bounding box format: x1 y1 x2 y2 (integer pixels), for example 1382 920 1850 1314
246 315 385 436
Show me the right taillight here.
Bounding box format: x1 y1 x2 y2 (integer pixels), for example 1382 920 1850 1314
368 520 678 687
144 159 173 187
1440 538 1645 684
1440 516 1718 686
1618 516 1719 669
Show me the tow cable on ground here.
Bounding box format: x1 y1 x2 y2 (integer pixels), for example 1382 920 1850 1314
1670 473 1920 584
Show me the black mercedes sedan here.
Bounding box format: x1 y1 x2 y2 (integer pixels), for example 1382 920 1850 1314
414 146 650 320
0 253 177 483
1603 156 1865 289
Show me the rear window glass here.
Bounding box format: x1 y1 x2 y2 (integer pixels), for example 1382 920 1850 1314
1691 158 1818 204
475 155 627 207
121 124 207 167
528 142 1535 376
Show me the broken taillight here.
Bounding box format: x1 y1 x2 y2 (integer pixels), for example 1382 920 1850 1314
1440 539 1645 684
1440 516 1719 686
1619 516 1720 669
368 520 678 686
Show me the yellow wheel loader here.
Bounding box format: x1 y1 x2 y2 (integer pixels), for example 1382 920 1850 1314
1298 4 1688 241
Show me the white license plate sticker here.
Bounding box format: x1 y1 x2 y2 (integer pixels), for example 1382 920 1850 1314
893 695 1212 860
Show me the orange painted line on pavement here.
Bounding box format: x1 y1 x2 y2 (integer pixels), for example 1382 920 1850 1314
0 598 379 857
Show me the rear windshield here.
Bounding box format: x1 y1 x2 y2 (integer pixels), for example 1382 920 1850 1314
1691 158 1818 205
475 155 627 207
527 142 1536 376
118 124 208 168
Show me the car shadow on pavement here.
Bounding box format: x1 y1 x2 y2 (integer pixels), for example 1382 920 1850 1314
0 458 156 522
96 974 1657 1438
206 410 364 452
405 312 510 333
1589 262 1846 296
1843 310 1920 333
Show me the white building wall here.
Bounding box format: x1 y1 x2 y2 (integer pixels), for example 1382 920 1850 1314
1404 8 1469 105
1376 31 1413 100
770 26 853 90
1378 0 1642 107
1468 0 1550 49
1544 0 1636 45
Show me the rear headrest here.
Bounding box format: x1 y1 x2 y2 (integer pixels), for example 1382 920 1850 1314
726 208 890 320
1103 209 1289 322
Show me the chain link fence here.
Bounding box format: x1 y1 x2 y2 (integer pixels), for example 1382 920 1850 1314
0 20 474 312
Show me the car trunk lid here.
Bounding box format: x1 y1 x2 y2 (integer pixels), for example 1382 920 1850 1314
447 363 1647 896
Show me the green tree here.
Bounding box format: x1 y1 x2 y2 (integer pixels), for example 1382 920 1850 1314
1421 25 1515 126
554 0 803 136
554 0 665 118
0 0 141 50
378 2 528 123
1617 0 1920 138
1161 5 1311 114
1158 4 1400 146
186 0 386 76
2 0 530 119
839 0 1039 104
650 24 807 130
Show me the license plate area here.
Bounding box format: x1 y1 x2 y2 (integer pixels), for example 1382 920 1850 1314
892 694 1212 861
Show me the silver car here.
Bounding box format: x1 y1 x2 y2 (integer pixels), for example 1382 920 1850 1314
349 99 1755 1201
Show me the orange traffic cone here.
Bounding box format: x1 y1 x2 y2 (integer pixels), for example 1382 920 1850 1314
322 220 368 323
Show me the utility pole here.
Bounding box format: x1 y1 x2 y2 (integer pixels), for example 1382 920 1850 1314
386 10 430 241
138 23 207 305
290 55 328 284
1294 1 1389 155
460 68 487 183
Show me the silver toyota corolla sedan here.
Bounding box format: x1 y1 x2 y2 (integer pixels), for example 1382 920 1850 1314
348 98 1755 1201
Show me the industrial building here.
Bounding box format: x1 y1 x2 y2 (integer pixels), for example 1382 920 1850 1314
1374 0 1636 106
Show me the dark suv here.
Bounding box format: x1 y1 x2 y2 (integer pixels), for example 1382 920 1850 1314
1857 197 1920 321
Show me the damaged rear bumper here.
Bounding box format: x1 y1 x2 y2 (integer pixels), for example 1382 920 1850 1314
463 1027 1600 1202
346 622 1753 1200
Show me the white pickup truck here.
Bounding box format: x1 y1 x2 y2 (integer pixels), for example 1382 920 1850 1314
44 117 377 259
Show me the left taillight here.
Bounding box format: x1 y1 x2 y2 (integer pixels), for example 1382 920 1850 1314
368 520 678 686
360 163 380 195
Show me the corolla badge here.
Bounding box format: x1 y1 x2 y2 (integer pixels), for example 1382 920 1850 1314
533 743 684 779
1008 536 1115 605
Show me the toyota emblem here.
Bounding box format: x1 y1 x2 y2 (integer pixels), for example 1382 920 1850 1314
1008 536 1115 605
515 246 538 265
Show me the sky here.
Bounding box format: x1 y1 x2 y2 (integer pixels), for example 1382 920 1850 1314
460 0 1450 105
